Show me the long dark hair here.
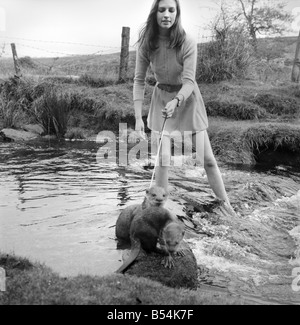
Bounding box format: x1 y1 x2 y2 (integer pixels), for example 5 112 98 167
138 0 186 52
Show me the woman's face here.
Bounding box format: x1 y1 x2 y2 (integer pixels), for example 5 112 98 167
156 0 177 31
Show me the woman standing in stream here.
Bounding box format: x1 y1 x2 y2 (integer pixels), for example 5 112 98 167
131 0 233 210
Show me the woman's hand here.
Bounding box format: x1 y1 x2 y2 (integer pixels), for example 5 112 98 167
162 98 178 119
128 117 146 143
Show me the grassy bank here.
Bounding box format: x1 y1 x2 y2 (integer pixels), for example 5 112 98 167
0 36 299 136
1 75 299 167
0 252 242 305
208 120 300 166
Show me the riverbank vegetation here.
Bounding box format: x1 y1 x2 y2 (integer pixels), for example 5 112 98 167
0 37 298 133
1 35 300 167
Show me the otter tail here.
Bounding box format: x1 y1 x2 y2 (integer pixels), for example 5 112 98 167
115 238 141 274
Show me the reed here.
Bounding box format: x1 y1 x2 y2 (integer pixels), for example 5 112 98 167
0 97 25 128
33 90 71 138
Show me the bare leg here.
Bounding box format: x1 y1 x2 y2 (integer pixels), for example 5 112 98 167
192 131 230 204
155 166 169 191
155 135 171 192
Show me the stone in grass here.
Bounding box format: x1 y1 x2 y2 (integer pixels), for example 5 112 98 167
124 240 198 290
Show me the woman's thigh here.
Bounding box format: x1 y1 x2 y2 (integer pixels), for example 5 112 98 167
192 130 216 167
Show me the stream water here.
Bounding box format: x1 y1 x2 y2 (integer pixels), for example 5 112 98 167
0 139 299 304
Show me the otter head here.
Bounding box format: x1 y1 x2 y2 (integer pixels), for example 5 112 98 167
163 222 185 253
146 186 168 207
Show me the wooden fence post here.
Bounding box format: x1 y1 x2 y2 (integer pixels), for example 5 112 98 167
291 30 300 83
119 27 130 82
11 43 22 77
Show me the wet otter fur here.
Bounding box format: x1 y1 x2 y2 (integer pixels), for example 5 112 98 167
115 186 168 242
115 206 185 274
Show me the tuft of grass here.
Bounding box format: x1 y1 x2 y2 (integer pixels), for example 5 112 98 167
32 90 71 138
0 97 29 129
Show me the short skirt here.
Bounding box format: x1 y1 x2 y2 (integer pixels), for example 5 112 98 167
147 83 209 133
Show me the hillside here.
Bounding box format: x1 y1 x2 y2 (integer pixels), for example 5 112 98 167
0 36 298 79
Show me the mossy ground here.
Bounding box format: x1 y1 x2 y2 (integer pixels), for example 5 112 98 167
0 252 242 305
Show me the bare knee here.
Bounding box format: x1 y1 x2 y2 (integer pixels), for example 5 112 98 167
159 153 171 167
204 157 217 170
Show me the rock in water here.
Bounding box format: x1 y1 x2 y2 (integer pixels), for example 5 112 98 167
125 240 198 290
0 129 38 142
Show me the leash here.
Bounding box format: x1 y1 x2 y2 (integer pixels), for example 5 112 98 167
149 116 167 188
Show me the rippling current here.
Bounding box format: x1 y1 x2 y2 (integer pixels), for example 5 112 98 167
0 139 299 304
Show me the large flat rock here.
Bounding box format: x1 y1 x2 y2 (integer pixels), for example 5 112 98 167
0 128 39 142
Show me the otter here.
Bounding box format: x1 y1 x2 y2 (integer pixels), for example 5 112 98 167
115 186 168 242
115 206 185 273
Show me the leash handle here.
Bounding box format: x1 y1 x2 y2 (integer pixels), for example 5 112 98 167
150 117 167 188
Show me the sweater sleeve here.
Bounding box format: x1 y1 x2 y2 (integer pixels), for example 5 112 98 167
133 44 150 101
177 35 197 101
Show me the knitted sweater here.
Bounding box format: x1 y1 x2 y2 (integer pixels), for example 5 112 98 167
133 34 197 102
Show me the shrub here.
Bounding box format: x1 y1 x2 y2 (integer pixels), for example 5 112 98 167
196 28 254 83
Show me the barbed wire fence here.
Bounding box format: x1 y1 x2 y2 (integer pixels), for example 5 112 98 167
0 30 216 80
0 27 136 81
